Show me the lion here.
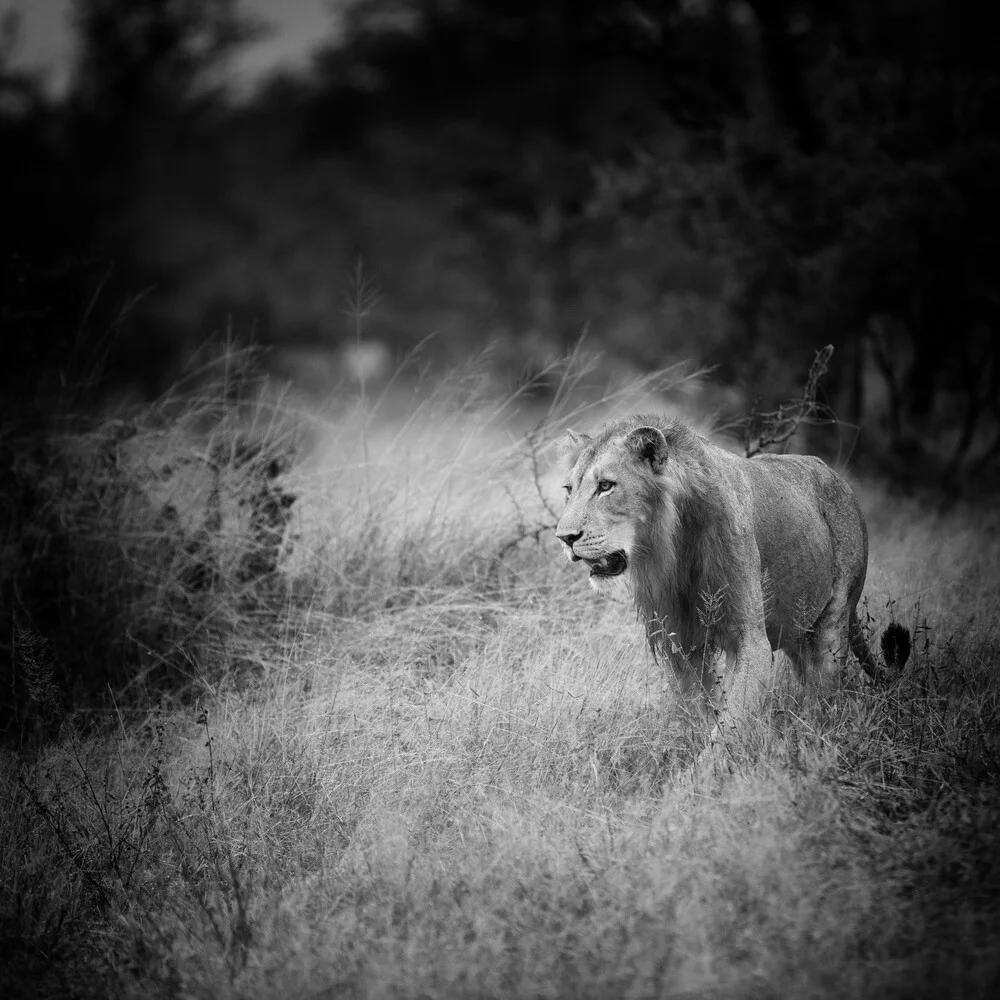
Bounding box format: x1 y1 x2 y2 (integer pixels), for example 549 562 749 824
555 414 908 745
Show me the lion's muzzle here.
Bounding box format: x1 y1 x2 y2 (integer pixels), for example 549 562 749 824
557 530 628 578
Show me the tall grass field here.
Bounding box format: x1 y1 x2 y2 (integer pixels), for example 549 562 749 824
2 349 998 999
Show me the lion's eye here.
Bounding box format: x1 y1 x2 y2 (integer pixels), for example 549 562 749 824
596 479 615 494
563 484 572 496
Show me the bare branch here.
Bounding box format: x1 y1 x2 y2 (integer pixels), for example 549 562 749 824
744 344 837 458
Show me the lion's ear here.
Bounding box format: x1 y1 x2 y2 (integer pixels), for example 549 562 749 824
560 429 591 461
625 426 668 469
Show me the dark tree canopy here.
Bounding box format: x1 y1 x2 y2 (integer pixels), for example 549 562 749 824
6 0 999 473
70 0 261 165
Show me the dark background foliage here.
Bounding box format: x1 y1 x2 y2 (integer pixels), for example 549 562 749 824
3 0 999 471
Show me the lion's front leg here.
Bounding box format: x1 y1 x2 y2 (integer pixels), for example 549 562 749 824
704 630 774 753
662 651 715 729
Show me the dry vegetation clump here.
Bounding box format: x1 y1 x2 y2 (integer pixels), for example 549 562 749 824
2 351 999 999
1 347 302 735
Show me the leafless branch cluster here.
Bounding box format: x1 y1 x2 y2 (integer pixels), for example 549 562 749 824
744 345 838 458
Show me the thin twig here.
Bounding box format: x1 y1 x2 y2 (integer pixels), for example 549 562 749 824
744 345 837 458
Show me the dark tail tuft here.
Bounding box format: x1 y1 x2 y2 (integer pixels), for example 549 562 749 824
880 622 911 671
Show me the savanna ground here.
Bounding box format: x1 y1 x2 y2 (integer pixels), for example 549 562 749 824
2 350 999 999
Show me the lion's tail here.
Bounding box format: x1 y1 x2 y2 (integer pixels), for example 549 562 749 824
849 609 911 678
880 621 912 671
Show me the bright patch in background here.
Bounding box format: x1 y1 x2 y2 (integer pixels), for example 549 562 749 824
6 0 340 97
5 0 73 94
233 0 342 95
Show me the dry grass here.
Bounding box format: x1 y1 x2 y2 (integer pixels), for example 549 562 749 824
2 350 999 999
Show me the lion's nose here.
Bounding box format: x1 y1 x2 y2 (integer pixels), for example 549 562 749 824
557 531 583 549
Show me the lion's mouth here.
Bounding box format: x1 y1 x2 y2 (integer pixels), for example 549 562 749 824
584 551 628 578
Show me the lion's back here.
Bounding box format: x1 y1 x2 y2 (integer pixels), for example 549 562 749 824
748 453 865 540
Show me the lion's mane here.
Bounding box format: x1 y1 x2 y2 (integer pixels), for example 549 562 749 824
623 420 746 661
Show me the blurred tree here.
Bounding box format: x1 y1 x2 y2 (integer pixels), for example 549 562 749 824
314 0 747 136
59 0 263 393
305 0 749 346
49 0 992 474
703 0 1000 470
0 8 100 410
70 0 261 172
286 0 1000 383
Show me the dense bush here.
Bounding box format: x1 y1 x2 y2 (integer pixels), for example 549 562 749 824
0 348 298 739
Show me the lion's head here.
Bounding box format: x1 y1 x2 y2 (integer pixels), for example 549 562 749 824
556 420 689 602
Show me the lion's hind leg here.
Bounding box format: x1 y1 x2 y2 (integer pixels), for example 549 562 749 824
848 605 880 677
812 608 851 673
795 596 854 695
804 522 874 684
811 576 881 681
820 491 878 679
